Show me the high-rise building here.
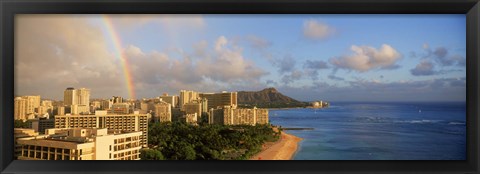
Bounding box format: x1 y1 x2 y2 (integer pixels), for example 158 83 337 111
200 91 237 110
64 87 77 105
209 106 268 125
14 97 27 120
179 90 199 111
77 88 90 106
159 95 178 108
140 101 155 114
22 95 41 115
154 101 171 122
111 96 123 104
64 87 90 106
54 112 149 147
101 99 112 110
55 106 65 116
16 128 142 160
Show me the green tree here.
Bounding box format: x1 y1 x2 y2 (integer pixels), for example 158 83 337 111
14 120 29 128
140 149 165 160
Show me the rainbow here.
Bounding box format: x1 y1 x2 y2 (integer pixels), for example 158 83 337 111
102 15 136 100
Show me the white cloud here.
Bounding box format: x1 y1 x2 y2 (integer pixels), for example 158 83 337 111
15 15 125 99
15 15 266 100
303 19 335 40
329 44 402 72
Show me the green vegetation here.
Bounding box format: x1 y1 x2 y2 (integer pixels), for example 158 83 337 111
140 148 165 160
143 122 280 160
14 120 30 128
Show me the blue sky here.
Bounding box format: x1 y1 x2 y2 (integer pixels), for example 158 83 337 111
16 14 466 102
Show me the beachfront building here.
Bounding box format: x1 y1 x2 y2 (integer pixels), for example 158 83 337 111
54 111 149 147
199 91 237 110
209 106 269 125
16 128 142 160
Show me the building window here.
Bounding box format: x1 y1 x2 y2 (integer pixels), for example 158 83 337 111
110 145 112 151
109 153 111 159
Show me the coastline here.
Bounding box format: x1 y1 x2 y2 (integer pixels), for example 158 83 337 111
249 131 302 160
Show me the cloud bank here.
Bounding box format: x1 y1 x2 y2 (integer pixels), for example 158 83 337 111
329 44 402 72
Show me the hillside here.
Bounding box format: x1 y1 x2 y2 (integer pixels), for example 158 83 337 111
237 88 309 108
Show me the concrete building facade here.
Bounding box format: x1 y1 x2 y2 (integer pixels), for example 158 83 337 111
54 112 149 147
209 106 269 125
179 90 199 111
16 128 142 160
200 92 237 110
14 97 27 120
154 102 171 123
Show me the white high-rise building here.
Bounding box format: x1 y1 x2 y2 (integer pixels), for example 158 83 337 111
64 87 91 113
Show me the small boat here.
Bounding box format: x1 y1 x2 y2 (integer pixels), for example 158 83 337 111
419 109 421 113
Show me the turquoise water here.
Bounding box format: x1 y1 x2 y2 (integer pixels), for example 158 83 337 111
269 102 466 160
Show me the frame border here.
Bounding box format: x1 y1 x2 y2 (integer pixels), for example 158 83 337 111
1 0 479 174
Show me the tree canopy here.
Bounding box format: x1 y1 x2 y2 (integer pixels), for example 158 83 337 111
143 122 280 160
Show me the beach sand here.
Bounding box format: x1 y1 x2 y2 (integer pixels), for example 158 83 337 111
250 131 302 160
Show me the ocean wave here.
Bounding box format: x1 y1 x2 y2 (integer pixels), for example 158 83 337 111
448 122 466 125
394 119 443 124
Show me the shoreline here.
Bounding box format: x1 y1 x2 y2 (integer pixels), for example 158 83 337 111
249 131 302 160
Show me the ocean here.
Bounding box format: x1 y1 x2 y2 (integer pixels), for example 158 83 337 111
269 102 466 160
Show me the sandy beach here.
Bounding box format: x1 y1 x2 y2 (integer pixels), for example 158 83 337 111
250 131 302 160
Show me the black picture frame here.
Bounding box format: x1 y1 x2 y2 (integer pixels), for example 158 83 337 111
1 0 479 174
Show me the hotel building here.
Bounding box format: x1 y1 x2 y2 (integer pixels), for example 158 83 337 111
16 128 142 160
209 106 269 125
199 91 237 110
54 111 149 147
